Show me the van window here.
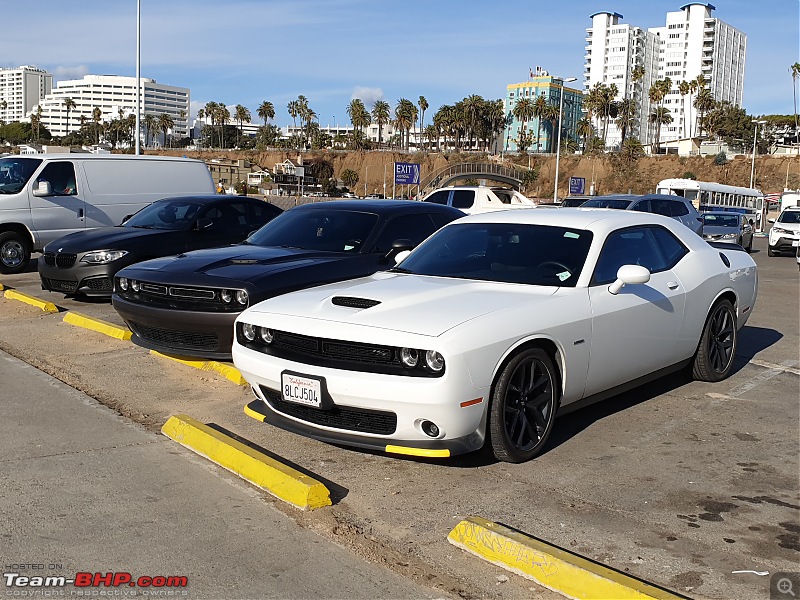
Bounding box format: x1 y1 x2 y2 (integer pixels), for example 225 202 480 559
451 190 475 209
0 157 41 194
38 161 77 196
425 190 450 205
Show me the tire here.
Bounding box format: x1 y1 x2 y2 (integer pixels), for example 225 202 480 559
746 236 753 253
767 246 776 257
0 231 31 275
692 299 737 382
488 347 559 463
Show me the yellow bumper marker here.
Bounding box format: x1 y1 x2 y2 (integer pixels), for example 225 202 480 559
385 445 450 458
162 414 331 510
448 517 687 600
150 350 247 385
64 312 132 340
4 289 58 313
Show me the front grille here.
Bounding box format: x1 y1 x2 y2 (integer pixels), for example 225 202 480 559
140 283 168 295
170 287 215 300
43 252 77 268
331 296 381 309
273 330 396 364
45 278 78 292
260 386 397 435
130 321 219 352
85 277 112 291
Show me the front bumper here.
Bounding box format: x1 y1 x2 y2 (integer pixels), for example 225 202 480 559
233 341 489 458
112 295 239 359
769 234 800 251
38 257 116 297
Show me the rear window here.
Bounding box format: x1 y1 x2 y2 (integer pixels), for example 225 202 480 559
451 190 475 209
582 198 634 210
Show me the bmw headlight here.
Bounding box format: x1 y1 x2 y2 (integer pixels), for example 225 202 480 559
425 350 445 372
235 289 249 305
81 250 129 264
242 323 256 342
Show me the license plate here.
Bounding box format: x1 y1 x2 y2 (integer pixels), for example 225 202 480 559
792 240 799 247
281 372 322 408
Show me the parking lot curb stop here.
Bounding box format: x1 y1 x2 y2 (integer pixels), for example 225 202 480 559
150 351 247 385
161 414 332 511
448 517 687 600
64 312 133 341
3 289 58 313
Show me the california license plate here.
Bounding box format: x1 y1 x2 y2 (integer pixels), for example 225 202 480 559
792 240 799 247
281 372 322 408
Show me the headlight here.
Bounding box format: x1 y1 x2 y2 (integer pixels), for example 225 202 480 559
242 323 256 342
721 233 737 239
400 348 418 368
131 280 140 292
220 289 232 303
80 250 129 264
425 350 445 372
235 289 249 305
774 227 791 235
118 277 129 291
259 327 274 344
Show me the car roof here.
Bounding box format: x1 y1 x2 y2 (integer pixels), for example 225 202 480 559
153 195 263 205
595 193 687 201
288 199 463 215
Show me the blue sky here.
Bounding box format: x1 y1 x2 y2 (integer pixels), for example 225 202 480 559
2 0 798 126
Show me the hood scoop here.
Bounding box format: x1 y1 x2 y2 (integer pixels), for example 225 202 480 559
331 296 381 309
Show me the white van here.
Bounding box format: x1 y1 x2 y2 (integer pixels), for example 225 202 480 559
0 154 215 273
422 186 537 215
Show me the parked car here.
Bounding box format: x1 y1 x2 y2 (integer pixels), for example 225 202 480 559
767 206 800 256
701 212 753 253
38 196 282 297
232 208 757 463
580 194 703 235
112 200 464 359
422 186 536 214
0 154 215 274
560 196 591 208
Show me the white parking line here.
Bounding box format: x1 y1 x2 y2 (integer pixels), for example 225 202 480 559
723 359 800 398
748 358 800 376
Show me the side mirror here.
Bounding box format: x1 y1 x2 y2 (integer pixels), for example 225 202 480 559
608 264 651 295
32 180 53 197
384 238 414 261
195 217 213 231
394 249 412 264
768 218 776 224
121 214 133 224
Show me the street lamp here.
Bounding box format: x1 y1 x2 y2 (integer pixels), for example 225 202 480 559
750 120 767 189
554 77 577 203
135 0 141 155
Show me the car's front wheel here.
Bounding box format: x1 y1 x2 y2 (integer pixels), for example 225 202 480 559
488 347 559 463
746 236 753 253
767 245 777 257
0 231 31 274
692 299 737 382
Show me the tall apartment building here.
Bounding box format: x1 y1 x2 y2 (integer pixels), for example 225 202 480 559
0 65 52 123
38 74 190 142
584 3 746 150
504 70 584 153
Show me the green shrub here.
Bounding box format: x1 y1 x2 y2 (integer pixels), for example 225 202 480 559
713 152 728 166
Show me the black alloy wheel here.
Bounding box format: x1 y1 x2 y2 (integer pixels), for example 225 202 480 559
692 299 737 382
489 347 559 463
0 231 31 274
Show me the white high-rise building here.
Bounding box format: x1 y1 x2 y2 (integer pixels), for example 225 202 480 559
584 3 746 151
38 74 190 143
0 65 53 123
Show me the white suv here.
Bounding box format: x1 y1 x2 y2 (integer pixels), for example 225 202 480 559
768 206 800 256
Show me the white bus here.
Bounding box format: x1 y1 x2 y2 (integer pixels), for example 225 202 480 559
656 178 765 231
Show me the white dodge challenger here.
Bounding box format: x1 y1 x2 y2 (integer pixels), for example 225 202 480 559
232 209 758 463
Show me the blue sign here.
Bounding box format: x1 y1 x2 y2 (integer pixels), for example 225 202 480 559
395 162 420 185
569 177 586 195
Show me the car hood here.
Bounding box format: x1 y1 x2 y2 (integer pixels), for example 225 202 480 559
43 227 170 252
117 245 360 284
703 226 739 236
245 272 559 336
774 221 800 231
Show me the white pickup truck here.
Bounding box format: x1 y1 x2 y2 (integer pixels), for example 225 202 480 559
421 186 536 215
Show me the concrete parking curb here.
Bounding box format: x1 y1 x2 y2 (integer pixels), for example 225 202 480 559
161 414 332 511
64 312 133 341
149 350 247 385
3 289 58 313
448 517 687 600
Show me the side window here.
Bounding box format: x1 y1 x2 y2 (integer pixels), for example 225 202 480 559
632 199 651 212
451 190 475 209
372 213 436 253
650 226 688 267
243 202 281 228
38 161 77 196
425 190 450 205
650 199 673 217
671 200 689 216
592 226 684 285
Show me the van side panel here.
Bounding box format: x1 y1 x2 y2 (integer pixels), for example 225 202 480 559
81 159 215 228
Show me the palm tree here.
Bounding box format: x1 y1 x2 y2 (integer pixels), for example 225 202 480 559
203 101 218 147
216 103 229 149
791 63 800 141
287 99 299 136
576 118 593 153
143 114 158 147
542 103 560 153
462 94 483 150
694 88 715 138
678 80 691 138
532 94 548 152
615 98 637 144
234 104 251 142
631 65 646 142
424 124 439 153
371 100 390 149
34 105 43 141
648 81 667 150
257 101 275 126
63 97 76 136
340 168 359 190
158 113 174 148
512 97 535 152
417 96 428 151
394 99 416 151
433 105 454 151
649 107 673 153
91 107 102 144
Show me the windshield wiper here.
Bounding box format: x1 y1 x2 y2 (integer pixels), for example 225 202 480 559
389 267 414 274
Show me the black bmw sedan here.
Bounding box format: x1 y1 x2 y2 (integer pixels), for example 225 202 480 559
39 195 282 297
112 200 464 359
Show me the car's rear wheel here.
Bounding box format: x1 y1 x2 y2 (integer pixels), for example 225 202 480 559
0 231 31 274
692 299 737 382
746 236 753 253
489 347 558 463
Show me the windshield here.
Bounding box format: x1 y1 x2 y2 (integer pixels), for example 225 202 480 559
703 214 740 227
777 210 800 224
581 198 634 210
247 208 379 252
0 157 42 194
395 223 593 287
124 199 204 230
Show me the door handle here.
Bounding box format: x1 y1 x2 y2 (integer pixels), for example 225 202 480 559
78 208 84 219
667 281 679 290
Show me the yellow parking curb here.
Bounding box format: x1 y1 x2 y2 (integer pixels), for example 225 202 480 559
0 281 5 291
161 414 331 511
4 289 58 313
149 350 247 385
64 312 132 340
448 517 687 600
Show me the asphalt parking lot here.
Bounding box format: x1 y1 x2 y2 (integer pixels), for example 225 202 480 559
0 233 797 600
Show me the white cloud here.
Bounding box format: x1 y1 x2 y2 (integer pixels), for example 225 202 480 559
51 65 90 82
352 87 384 109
